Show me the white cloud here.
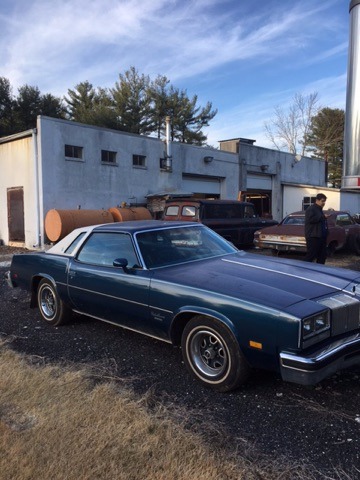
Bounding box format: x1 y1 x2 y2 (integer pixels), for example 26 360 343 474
0 0 349 152
1 0 347 94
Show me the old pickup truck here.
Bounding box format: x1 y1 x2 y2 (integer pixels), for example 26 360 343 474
163 199 277 247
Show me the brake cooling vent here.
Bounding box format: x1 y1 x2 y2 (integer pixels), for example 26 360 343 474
317 294 360 336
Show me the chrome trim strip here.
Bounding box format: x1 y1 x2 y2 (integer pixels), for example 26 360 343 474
68 284 148 308
72 310 172 344
222 258 343 292
149 305 173 314
67 284 173 313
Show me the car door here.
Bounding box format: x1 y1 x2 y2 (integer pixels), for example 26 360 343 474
67 231 152 332
333 213 357 249
240 204 261 244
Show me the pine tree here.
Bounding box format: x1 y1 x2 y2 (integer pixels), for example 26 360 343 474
306 108 344 188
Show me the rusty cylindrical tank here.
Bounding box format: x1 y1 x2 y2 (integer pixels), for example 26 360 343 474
45 209 114 243
109 207 152 222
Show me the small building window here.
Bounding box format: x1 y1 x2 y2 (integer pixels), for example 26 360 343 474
303 196 316 210
65 144 83 160
133 154 146 168
101 150 117 164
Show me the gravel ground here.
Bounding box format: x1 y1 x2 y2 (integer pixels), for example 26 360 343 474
1 246 360 478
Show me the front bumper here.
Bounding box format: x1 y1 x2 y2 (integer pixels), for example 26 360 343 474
280 332 360 385
254 241 306 252
4 270 15 289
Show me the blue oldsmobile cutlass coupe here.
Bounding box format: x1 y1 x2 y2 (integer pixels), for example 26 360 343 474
6 220 360 392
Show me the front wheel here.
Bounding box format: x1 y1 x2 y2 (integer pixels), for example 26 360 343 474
181 315 250 392
37 278 71 326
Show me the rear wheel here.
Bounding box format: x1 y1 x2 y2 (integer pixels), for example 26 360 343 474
37 278 71 326
181 315 250 392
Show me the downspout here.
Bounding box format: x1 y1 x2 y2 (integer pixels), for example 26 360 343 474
165 116 172 171
32 128 42 248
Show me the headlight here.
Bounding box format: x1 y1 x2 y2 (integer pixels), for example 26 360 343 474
302 311 330 341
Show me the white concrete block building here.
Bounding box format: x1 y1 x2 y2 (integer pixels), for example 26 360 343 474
1 115 357 249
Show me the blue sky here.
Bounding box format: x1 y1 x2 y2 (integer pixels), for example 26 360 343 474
0 0 350 148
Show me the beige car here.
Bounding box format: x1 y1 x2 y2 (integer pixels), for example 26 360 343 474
254 210 360 256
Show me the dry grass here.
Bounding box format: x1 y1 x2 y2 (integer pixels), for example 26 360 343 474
0 340 340 480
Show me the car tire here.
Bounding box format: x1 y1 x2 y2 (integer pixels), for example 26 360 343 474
181 315 250 392
37 278 71 326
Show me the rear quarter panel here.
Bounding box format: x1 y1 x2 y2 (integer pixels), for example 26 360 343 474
10 253 70 303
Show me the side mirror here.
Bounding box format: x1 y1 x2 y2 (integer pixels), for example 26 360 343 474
113 258 129 272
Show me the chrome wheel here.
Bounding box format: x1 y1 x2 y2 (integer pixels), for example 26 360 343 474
40 284 57 320
189 329 228 378
181 315 250 392
37 278 71 326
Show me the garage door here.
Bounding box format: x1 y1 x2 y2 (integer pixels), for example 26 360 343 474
247 174 272 190
182 175 221 195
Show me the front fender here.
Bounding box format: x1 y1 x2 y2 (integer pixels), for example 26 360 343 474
170 305 238 345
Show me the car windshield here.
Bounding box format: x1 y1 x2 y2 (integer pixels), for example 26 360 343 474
136 225 237 268
282 216 305 226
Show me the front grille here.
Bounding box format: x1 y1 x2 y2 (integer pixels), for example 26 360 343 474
318 294 360 336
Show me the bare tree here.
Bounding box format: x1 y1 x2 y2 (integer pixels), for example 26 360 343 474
264 92 319 155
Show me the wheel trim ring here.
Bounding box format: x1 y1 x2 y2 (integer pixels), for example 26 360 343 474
187 328 231 382
40 286 57 320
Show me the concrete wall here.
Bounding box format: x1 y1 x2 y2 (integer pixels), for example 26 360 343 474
175 142 239 198
283 185 340 217
0 133 39 248
238 143 327 221
39 117 167 210
38 116 240 214
239 144 326 187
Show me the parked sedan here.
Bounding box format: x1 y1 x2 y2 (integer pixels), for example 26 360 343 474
5 220 360 391
254 210 360 256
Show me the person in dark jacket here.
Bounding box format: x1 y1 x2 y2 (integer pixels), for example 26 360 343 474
304 193 328 264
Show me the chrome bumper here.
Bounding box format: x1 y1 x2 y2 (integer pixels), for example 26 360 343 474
4 270 14 289
280 333 360 385
255 242 306 252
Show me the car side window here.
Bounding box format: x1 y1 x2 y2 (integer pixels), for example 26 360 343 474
64 232 87 254
336 214 354 227
77 232 140 268
181 206 196 217
244 205 256 218
283 217 304 225
165 206 179 217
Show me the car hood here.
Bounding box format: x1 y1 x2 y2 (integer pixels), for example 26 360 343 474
153 252 360 311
